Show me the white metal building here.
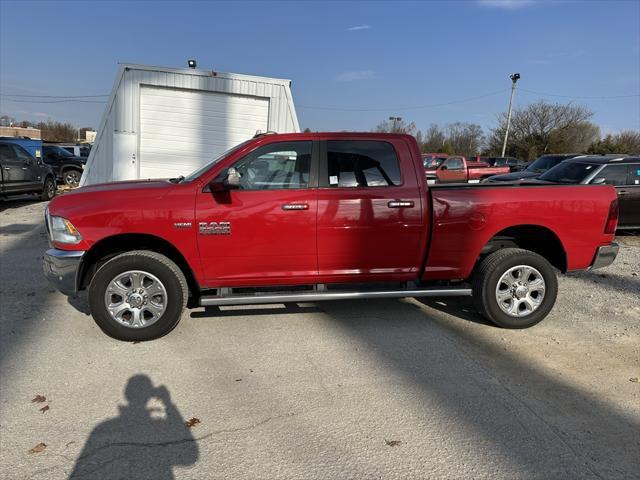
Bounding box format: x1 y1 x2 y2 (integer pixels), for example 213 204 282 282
81 63 299 185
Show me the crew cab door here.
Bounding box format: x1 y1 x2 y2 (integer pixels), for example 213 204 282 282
0 143 33 192
196 140 319 285
316 138 425 281
437 157 466 183
11 145 41 187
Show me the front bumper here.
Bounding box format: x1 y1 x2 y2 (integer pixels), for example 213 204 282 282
589 243 619 270
43 248 85 296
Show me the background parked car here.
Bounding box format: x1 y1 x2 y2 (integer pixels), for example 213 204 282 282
484 154 582 183
42 145 86 187
0 140 56 201
425 155 510 184
535 155 639 229
61 144 92 157
492 157 528 172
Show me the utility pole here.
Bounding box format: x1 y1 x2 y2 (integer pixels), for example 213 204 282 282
501 73 520 157
389 116 402 133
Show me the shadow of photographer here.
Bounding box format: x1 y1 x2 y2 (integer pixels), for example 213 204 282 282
69 375 198 479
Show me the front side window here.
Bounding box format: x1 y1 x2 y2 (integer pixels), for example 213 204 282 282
594 165 628 186
232 141 312 190
443 157 464 170
327 140 401 187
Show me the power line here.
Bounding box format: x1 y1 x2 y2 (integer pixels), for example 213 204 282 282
297 89 509 112
1 93 109 98
517 88 640 100
1 98 107 104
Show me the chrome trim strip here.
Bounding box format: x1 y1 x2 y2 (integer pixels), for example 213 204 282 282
200 288 472 306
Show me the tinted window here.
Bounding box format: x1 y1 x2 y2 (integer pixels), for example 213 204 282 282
233 141 311 190
62 147 75 154
630 164 640 185
327 141 400 187
11 145 34 162
0 144 16 161
539 162 598 184
444 157 464 169
595 165 628 186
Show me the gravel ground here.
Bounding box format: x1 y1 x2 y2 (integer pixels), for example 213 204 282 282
1 197 638 480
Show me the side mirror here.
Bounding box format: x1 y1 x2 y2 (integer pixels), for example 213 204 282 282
591 177 606 185
208 167 241 192
440 165 448 171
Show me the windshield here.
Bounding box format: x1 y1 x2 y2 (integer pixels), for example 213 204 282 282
538 161 597 184
183 140 252 182
527 155 566 173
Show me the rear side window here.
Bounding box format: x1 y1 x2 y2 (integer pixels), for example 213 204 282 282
596 165 628 186
444 157 464 169
327 140 401 187
0 144 16 161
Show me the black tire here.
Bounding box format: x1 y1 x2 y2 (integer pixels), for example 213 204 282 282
88 250 188 341
40 176 56 201
63 169 82 187
472 248 558 329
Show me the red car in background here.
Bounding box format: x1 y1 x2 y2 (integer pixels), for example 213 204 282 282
422 153 449 170
425 155 510 184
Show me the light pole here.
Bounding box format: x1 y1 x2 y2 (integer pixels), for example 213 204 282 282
501 73 520 157
389 116 402 133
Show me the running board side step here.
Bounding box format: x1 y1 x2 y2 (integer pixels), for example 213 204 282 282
200 287 472 307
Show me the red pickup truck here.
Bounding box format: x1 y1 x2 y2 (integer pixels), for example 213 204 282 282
43 133 619 341
425 155 510 184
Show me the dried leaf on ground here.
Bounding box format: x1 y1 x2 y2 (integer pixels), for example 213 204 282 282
40 405 50 414
385 439 401 447
185 417 200 428
28 443 47 454
31 395 46 403
630 377 639 383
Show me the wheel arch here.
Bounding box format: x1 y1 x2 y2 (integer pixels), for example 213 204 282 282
78 233 200 297
479 224 567 273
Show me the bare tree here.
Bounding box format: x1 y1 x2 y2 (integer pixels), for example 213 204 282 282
420 124 447 153
446 122 484 158
374 118 417 135
487 100 599 160
588 130 640 155
36 120 77 142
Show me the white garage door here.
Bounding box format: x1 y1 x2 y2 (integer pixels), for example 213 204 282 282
139 86 270 179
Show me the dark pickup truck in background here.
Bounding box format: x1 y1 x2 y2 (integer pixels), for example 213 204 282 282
43 132 620 341
43 145 86 187
0 140 56 201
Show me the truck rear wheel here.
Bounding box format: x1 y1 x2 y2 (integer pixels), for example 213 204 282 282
472 248 558 329
88 250 188 341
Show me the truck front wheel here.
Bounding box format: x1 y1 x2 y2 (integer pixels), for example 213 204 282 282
472 248 558 329
88 251 188 341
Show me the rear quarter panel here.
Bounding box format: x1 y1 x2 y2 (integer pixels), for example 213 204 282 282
424 184 617 280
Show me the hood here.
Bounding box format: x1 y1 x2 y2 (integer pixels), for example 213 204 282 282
486 171 540 182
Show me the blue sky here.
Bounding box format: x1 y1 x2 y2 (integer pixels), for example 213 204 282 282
1 0 638 135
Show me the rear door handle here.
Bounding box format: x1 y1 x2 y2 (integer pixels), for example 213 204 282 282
618 190 628 195
21 167 28 170
388 200 414 208
3 167 10 171
282 203 309 211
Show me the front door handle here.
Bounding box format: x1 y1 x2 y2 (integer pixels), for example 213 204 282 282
21 167 28 170
282 203 309 211
388 200 414 208
618 190 628 196
3 167 10 171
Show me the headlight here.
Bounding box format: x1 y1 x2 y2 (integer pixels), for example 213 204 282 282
48 214 83 244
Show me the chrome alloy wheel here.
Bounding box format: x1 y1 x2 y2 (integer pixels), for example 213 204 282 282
65 171 81 187
495 265 546 318
104 270 168 328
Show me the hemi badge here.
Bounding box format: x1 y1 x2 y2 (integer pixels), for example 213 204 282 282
174 222 192 229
